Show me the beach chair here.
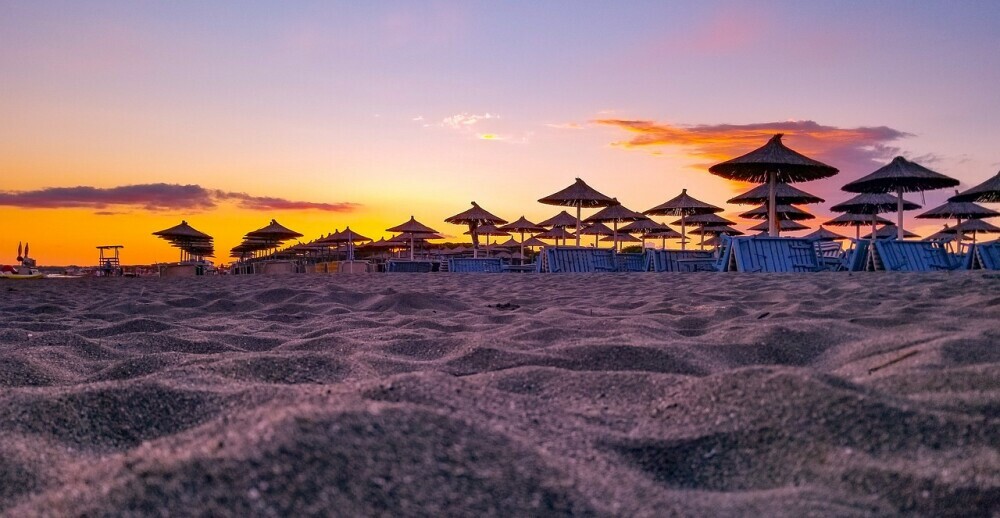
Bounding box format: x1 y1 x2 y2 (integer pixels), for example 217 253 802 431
975 242 1000 270
386 259 435 273
649 250 714 272
615 252 647 272
730 237 822 272
543 247 617 273
844 241 870 271
872 241 956 271
448 257 504 273
813 241 845 271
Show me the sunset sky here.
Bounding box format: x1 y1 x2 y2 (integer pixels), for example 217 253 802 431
3 1 999 265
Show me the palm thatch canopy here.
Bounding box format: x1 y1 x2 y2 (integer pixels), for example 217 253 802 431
830 193 921 215
495 237 519 248
318 226 371 243
862 225 919 239
153 220 211 240
464 224 509 237
824 213 893 227
387 216 439 235
247 219 303 240
951 218 1000 235
535 227 575 240
916 200 999 220
644 189 722 216
804 226 848 241
749 220 809 232
538 178 614 208
738 204 815 221
843 156 959 194
445 201 508 226
583 198 644 223
360 237 400 249
924 226 956 242
600 234 640 243
709 134 839 183
536 211 578 228
689 225 744 236
498 216 545 233
672 213 735 226
578 222 614 236
619 218 673 234
521 237 548 247
646 228 683 239
949 170 1000 203
728 183 825 205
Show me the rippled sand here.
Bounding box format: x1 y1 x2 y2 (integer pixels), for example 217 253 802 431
1 272 998 516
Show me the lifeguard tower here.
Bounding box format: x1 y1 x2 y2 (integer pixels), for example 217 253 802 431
96 245 124 276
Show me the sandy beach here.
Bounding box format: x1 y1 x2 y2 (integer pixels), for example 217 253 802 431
1 272 998 516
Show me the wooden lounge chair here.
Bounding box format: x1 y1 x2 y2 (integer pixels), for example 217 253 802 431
543 247 617 273
648 250 714 272
730 237 823 272
448 257 504 273
974 242 1000 270
844 241 870 271
386 259 435 272
615 252 648 272
872 241 957 271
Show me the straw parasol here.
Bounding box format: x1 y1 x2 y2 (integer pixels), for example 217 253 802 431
749 220 809 232
916 194 998 251
445 201 507 258
645 228 684 249
644 189 722 250
690 225 744 236
538 178 615 246
153 220 214 262
535 226 575 244
619 218 673 250
671 213 736 249
728 183 825 205
317 226 371 261
824 212 893 240
387 216 439 260
738 203 815 221
949 170 1000 203
709 134 838 236
924 225 956 243
583 198 644 251
498 215 546 264
842 156 958 239
804 226 848 241
949 218 1000 246
600 233 641 247
579 222 615 248
862 225 919 240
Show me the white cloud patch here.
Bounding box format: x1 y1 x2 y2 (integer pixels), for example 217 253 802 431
442 112 499 130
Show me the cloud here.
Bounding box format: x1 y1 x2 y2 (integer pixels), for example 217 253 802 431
442 112 498 130
0 183 358 213
594 119 912 178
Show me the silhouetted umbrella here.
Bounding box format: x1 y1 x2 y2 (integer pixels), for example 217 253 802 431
579 222 614 248
535 227 575 243
863 225 919 240
949 170 1000 203
831 192 920 247
645 228 684 249
464 224 509 256
673 213 736 226
950 218 1000 245
924 225 957 243
749 220 809 232
537 210 578 228
824 212 893 240
738 204 815 222
317 226 371 261
644 189 721 250
600 234 641 246
843 156 959 239
619 218 673 250
728 183 825 205
804 226 848 241
498 215 546 264
538 178 614 246
248 219 303 240
521 236 547 248
690 225 744 236
916 194 999 251
154 220 214 261
445 201 507 258
584 198 644 251
710 134 838 236
387 216 439 260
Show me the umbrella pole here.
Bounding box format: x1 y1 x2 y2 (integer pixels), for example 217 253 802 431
520 231 525 265
575 206 582 247
768 171 778 237
896 186 905 240
681 214 687 251
699 228 705 250
410 235 415 261
613 221 619 253
956 217 963 253
870 213 878 271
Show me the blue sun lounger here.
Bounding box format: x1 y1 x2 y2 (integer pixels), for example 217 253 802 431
386 260 435 272
543 247 617 272
974 242 1000 270
872 240 957 271
616 252 648 272
448 257 504 273
845 241 870 272
648 250 714 272
730 237 823 272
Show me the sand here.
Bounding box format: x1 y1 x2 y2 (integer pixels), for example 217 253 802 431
0 272 998 516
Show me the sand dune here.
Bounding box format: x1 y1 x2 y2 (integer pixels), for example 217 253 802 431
1 272 998 516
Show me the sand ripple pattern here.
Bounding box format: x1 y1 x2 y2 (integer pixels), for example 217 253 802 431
1 272 998 516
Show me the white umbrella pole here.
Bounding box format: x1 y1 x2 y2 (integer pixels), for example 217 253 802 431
681 214 687 251
768 171 778 237
613 221 619 253
410 235 415 261
575 206 582 247
520 231 525 265
870 213 878 271
956 217 963 253
896 186 905 240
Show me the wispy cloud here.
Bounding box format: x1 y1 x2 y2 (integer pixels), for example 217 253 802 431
0 183 358 213
442 112 498 130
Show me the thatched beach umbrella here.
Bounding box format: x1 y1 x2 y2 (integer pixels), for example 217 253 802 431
842 156 959 240
498 215 546 264
949 218 1000 246
709 134 838 236
445 201 507 258
831 193 920 267
804 226 848 241
728 183 825 206
538 178 614 246
645 228 684 249
584 198 644 252
738 204 815 221
536 210 578 246
644 189 721 250
464 224 509 256
749 220 809 233
153 220 214 261
824 212 893 240
535 226 575 244
600 233 641 247
691 224 744 236
862 225 919 240
317 226 371 261
387 216 439 260
670 213 737 250
579 222 615 248
916 195 998 251
620 218 673 250
924 225 957 243
949 170 1000 203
